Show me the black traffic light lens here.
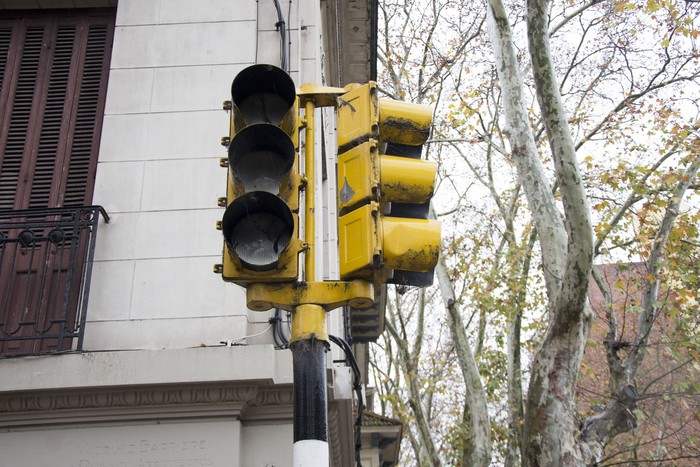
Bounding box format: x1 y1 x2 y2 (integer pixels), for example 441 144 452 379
228 124 295 194
222 192 294 271
231 64 296 127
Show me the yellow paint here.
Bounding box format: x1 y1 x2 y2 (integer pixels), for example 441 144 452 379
382 217 441 272
338 204 442 278
337 141 437 213
246 280 375 312
337 142 379 214
337 83 377 150
291 304 327 343
297 83 345 107
337 83 433 150
380 155 436 204
378 98 432 146
304 99 316 282
338 204 380 277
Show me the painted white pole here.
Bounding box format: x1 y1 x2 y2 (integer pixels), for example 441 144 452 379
293 439 329 466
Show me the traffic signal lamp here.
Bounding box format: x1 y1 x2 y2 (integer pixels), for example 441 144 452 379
218 64 303 284
337 82 441 288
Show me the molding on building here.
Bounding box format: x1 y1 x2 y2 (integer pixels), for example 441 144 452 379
0 382 293 428
0 348 355 463
322 0 375 86
0 347 294 427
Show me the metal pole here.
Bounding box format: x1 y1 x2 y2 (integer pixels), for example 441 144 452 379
303 99 316 282
291 100 329 466
291 305 328 465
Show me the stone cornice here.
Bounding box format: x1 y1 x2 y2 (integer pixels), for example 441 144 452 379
0 382 293 428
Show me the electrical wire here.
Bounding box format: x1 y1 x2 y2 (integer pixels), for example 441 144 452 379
270 307 290 349
287 0 292 70
220 323 273 346
329 334 364 467
272 0 289 72
255 0 259 64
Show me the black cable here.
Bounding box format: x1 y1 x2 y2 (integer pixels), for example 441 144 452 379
270 312 282 347
286 0 292 70
278 309 289 346
329 334 364 467
255 0 259 64
269 308 289 349
272 0 288 72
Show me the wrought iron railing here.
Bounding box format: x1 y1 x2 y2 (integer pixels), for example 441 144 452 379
0 206 109 356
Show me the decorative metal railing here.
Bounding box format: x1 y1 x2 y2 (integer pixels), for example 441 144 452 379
0 206 109 356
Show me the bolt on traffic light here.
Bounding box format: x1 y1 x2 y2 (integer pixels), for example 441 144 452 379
336 82 441 288
217 64 304 284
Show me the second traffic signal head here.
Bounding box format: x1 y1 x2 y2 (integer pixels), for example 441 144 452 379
336 83 442 288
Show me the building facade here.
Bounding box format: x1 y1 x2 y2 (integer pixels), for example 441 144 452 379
0 0 399 465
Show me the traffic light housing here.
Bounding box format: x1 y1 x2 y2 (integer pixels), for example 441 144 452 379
218 64 304 284
336 82 441 288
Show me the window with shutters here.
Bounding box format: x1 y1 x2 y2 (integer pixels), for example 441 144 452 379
0 9 114 355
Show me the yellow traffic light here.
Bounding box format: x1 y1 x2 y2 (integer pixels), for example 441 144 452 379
219 64 303 284
336 83 441 288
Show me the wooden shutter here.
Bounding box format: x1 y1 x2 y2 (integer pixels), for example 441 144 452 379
0 10 114 355
0 10 114 211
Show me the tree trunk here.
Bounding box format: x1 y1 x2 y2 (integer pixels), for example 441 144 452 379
522 0 595 463
488 0 594 463
385 302 444 467
505 307 523 467
436 254 492 466
505 232 535 466
486 0 567 299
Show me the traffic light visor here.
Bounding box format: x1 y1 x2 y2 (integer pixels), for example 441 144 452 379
228 124 296 194
231 64 297 127
337 83 433 151
222 191 295 271
378 99 432 147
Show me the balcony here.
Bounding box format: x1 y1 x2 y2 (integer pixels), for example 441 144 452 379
0 206 108 356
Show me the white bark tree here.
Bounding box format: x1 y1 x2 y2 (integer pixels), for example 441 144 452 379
371 0 700 465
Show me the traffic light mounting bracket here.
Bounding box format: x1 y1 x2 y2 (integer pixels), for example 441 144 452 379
245 84 377 316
